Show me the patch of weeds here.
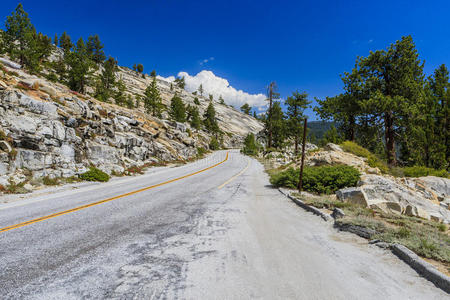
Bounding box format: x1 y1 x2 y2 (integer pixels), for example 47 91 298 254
43 176 59 186
79 167 110 182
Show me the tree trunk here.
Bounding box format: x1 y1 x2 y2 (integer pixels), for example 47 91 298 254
349 115 356 141
385 111 397 166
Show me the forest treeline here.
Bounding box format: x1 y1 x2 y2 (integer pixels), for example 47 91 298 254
256 36 448 171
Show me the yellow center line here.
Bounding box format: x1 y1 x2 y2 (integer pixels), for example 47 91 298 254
0 152 229 234
217 158 250 189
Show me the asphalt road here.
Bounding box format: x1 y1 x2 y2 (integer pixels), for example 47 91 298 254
0 150 447 299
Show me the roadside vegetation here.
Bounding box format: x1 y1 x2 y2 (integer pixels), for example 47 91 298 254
269 165 360 194
291 193 450 272
79 167 110 182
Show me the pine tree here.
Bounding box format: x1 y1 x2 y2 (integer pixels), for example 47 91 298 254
209 94 214 102
198 84 204 96
285 91 310 155
114 79 127 106
169 94 186 122
59 31 73 52
240 103 251 115
194 97 200 105
174 76 185 89
95 56 117 101
137 64 144 73
315 67 362 141
86 34 106 64
65 37 94 93
267 101 286 149
144 76 163 117
320 125 342 146
427 64 450 169
358 36 425 165
54 33 58 46
242 133 259 156
219 95 225 104
3 4 40 69
203 102 219 133
150 70 156 77
189 106 202 130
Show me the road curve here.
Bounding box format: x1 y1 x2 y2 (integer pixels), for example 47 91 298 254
0 150 446 299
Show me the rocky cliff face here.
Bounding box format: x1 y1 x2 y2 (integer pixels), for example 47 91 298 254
0 56 263 190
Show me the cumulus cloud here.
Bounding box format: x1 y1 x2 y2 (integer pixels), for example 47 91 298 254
177 70 267 110
156 75 175 82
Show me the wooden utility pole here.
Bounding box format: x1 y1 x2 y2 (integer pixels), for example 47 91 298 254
298 118 308 192
267 83 273 149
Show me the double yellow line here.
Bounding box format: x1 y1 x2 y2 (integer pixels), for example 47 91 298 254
0 152 229 234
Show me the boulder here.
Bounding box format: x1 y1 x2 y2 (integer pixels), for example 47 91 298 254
371 202 404 214
336 187 368 206
404 205 430 220
415 176 450 200
0 58 21 69
18 94 57 116
331 208 345 219
324 143 342 152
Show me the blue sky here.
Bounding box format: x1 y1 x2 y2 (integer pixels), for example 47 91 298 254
1 1 450 119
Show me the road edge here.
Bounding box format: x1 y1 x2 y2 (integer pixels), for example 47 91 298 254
277 187 450 294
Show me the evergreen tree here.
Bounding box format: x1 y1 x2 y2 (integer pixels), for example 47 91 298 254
242 133 259 156
358 36 425 165
169 94 186 122
144 76 163 117
95 56 117 101
253 111 257 118
285 91 310 155
203 102 219 133
150 70 156 77
209 94 214 102
3 3 43 71
240 103 251 115
126 94 134 109
426 64 450 169
65 37 93 93
209 136 220 150
59 31 72 52
137 64 144 73
219 95 225 104
114 79 127 106
193 97 200 105
266 101 286 149
132 64 136 72
54 33 58 46
198 84 204 96
86 34 105 64
174 76 185 89
315 67 363 141
320 125 342 146
189 106 202 130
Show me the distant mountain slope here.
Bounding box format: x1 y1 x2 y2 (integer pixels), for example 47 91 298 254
307 121 334 139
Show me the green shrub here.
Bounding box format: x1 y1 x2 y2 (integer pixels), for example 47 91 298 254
0 129 6 140
209 137 220 150
197 147 207 157
270 165 360 194
340 141 372 157
402 166 449 178
79 167 110 182
241 133 259 156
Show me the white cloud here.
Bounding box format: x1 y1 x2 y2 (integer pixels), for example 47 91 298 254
177 70 267 110
200 57 215 66
156 75 175 82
